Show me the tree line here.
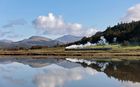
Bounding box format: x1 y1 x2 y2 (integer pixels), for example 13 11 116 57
68 21 140 45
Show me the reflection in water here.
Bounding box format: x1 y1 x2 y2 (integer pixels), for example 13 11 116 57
67 58 140 83
33 65 97 87
0 57 140 87
66 58 140 87
104 61 140 83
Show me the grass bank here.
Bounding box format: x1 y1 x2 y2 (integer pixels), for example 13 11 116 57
0 46 140 59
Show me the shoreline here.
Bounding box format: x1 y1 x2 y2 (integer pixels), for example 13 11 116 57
0 47 140 60
0 51 140 57
0 55 140 61
0 52 140 60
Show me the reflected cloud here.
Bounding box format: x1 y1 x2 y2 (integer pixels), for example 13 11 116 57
0 66 11 72
33 64 98 87
3 75 26 85
122 81 140 87
0 62 25 73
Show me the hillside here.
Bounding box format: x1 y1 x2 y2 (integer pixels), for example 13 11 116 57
71 21 140 45
0 36 63 49
55 35 83 44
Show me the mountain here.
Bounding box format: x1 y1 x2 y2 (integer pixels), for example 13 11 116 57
55 35 83 44
0 39 13 43
70 21 140 45
0 39 14 49
14 36 63 48
0 57 80 68
0 36 63 49
22 36 52 42
0 41 12 49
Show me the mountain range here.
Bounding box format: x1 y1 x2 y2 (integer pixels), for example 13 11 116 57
0 35 83 49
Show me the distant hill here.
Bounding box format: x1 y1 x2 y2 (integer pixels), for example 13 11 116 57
14 36 63 48
0 40 13 49
0 36 63 49
0 39 13 43
70 21 140 45
55 35 83 44
27 36 52 41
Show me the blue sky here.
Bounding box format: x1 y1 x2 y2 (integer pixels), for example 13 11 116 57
0 0 140 41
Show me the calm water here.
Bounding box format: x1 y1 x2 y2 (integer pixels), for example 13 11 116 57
0 56 140 87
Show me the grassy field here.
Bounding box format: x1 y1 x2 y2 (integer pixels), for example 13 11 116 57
0 45 140 60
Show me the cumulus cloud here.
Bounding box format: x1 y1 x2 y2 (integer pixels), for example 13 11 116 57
33 13 98 37
2 19 27 28
121 4 140 23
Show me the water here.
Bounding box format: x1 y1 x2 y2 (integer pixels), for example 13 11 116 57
0 56 140 87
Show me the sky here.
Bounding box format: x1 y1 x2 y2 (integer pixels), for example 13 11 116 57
0 0 140 41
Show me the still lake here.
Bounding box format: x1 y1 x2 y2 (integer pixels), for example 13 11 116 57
0 56 140 87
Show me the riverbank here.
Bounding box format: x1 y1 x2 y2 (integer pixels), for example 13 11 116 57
0 46 140 60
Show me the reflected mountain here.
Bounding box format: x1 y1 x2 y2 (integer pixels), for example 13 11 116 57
0 57 80 68
67 58 140 83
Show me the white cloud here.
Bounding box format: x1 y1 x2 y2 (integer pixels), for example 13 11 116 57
33 13 98 37
121 4 140 23
3 75 26 85
2 19 27 28
0 31 11 37
122 81 140 87
33 64 98 87
6 34 23 39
